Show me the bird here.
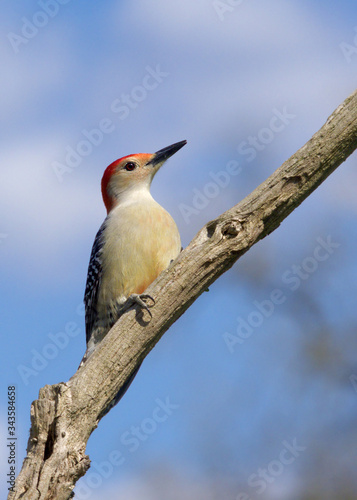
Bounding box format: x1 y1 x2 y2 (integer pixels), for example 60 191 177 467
82 140 186 414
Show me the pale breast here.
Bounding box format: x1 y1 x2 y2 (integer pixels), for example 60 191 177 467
98 199 181 305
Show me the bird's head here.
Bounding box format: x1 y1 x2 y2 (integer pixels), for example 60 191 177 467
101 140 187 213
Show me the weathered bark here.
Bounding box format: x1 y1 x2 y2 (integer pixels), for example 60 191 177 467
9 88 357 499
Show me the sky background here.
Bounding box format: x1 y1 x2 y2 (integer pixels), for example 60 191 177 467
1 1 357 499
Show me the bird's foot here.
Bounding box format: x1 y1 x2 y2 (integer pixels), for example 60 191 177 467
126 293 155 318
116 293 155 320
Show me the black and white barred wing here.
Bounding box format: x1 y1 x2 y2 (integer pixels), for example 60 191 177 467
84 220 107 345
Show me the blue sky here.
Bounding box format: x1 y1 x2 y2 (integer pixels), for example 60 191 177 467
1 1 357 498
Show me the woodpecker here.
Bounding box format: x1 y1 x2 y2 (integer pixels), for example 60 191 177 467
83 140 186 411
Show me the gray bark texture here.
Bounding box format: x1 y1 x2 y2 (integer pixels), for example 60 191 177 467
9 88 357 499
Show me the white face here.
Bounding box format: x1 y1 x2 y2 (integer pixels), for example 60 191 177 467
104 153 162 210
102 141 186 213
111 154 161 189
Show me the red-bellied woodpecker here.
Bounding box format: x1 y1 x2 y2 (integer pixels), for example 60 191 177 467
83 140 186 413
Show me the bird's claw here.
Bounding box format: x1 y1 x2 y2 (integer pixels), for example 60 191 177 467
127 293 155 318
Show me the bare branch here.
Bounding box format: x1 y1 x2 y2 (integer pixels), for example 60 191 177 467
10 88 357 500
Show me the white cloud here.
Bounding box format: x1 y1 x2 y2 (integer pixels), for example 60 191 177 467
1 0 355 282
0 27 76 119
1 136 104 280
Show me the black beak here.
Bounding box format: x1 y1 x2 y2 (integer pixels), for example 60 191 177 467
147 140 187 167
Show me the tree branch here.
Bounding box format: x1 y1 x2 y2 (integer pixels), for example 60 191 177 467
10 88 357 499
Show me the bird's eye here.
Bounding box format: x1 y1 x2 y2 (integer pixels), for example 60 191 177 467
124 162 136 171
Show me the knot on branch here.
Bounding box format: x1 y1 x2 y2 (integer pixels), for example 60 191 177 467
281 174 305 192
221 220 242 238
206 220 217 238
205 219 243 241
44 420 56 460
